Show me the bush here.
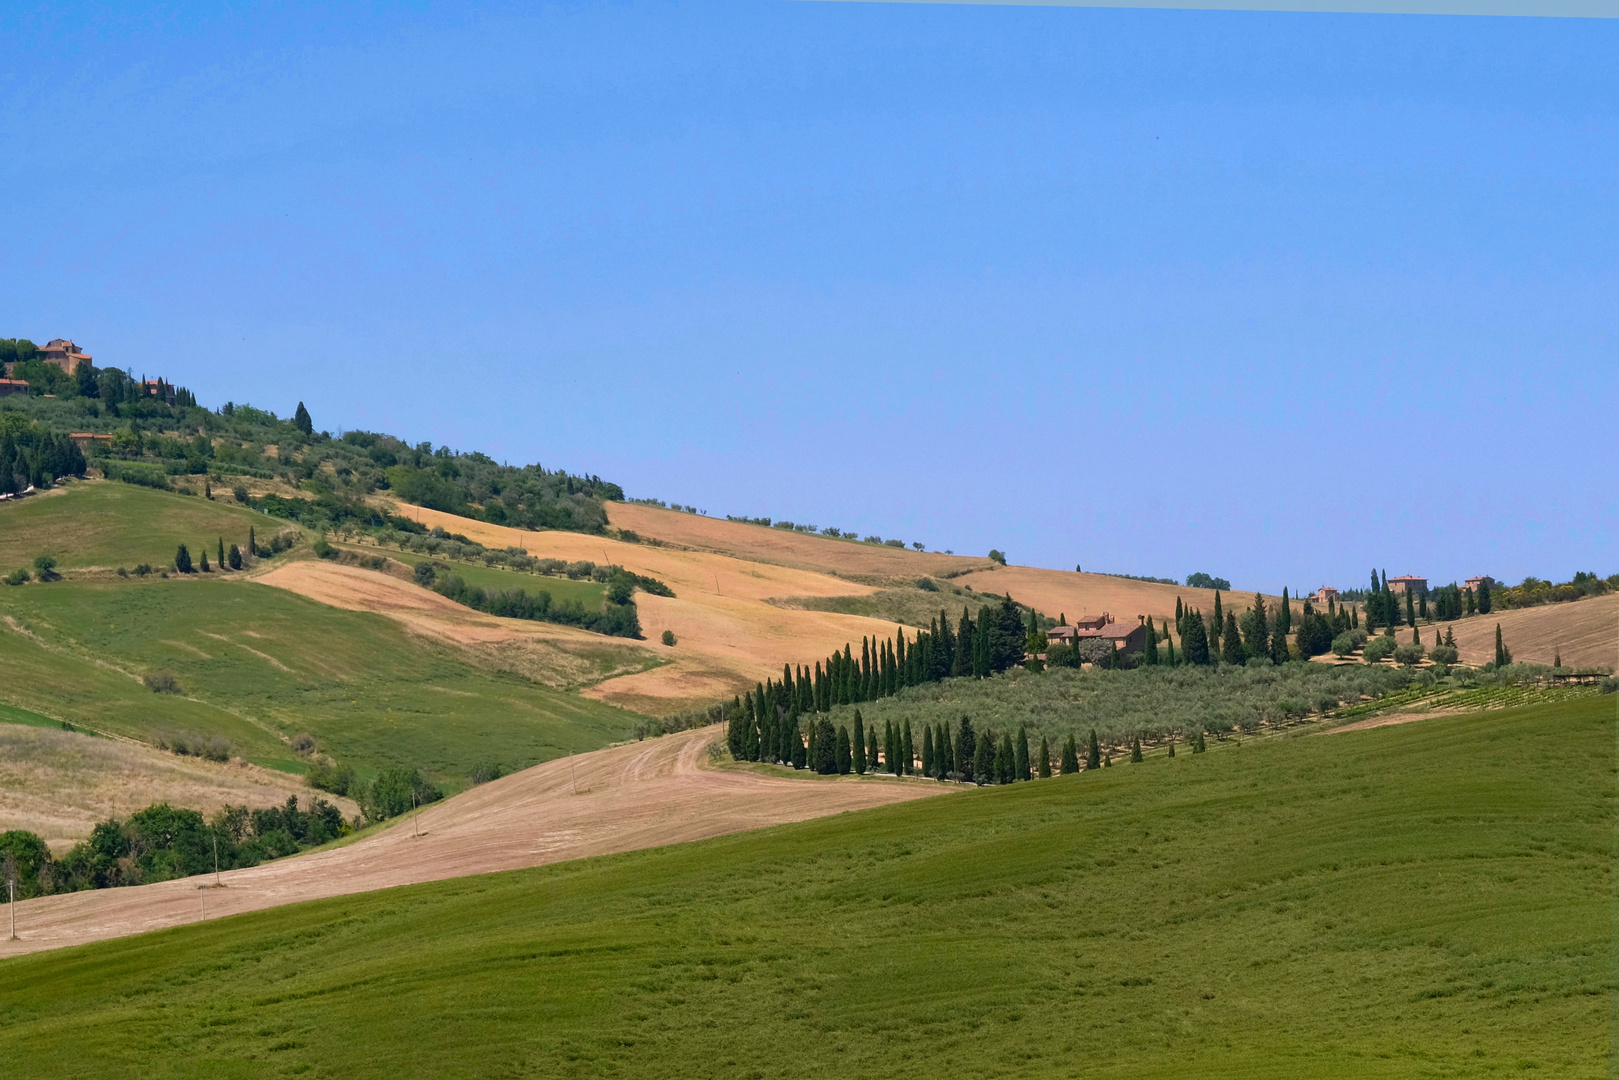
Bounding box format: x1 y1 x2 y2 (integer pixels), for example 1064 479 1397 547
412 561 437 586
361 767 442 821
1598 676 1617 695
144 670 182 694
661 629 677 646
290 732 317 754
32 554 59 580
305 758 356 797
133 563 152 576
1392 642 1426 666
233 484 249 502
1427 643 1459 666
987 549 1007 565
155 730 230 761
1362 636 1396 664
312 534 335 559
1331 632 1357 658
4 568 28 586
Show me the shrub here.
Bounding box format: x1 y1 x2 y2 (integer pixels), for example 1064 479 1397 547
233 484 249 502
144 671 182 694
987 549 1007 565
312 534 335 559
916 577 938 592
133 563 152 576
4 568 28 586
32 554 59 580
290 732 317 755
361 767 442 821
661 629 677 646
306 758 356 797
1427 643 1459 666
1362 636 1396 664
1331 632 1358 658
412 561 437 586
1392 642 1425 666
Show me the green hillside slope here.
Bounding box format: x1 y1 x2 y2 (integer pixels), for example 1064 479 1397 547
2 698 1608 1078
0 480 276 573
0 578 639 781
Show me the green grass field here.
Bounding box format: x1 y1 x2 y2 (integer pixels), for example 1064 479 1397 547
0 480 274 573
380 547 606 607
1 697 1608 1078
0 578 641 783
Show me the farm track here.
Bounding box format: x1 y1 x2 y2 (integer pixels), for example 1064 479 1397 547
0 726 946 959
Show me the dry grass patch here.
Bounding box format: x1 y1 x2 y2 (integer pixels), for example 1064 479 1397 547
0 724 355 852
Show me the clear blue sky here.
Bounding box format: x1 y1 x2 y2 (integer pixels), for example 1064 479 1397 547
3 2 1615 592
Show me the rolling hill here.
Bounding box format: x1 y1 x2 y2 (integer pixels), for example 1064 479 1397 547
1 696 1607 1078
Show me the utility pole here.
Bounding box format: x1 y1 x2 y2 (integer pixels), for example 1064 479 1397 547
412 790 420 838
4 852 15 941
570 752 578 796
213 834 221 887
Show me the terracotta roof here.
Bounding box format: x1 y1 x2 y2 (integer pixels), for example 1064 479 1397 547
1388 574 1426 583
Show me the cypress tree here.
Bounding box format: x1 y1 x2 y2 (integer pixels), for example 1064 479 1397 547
835 725 852 774
217 537 225 569
1269 624 1290 665
937 723 953 779
1103 748 1112 768
867 725 879 774
1221 612 1244 665
174 543 193 573
1143 618 1159 666
812 718 838 774
1175 597 1184 634
956 716 976 782
1465 588 1476 615
972 728 994 783
1087 728 1101 770
996 732 1015 784
921 725 933 777
1060 734 1080 775
1193 729 1207 753
1413 625 1421 645
1181 611 1210 665
1015 726 1031 781
792 720 808 769
901 720 914 775
1477 579 1492 614
1279 587 1292 634
199 547 210 572
1211 590 1223 647
228 543 242 570
1168 734 1175 758
805 715 817 769
1554 649 1562 669
1130 734 1143 763
248 525 256 557
852 710 867 773
1038 734 1051 778
1494 624 1510 667
1405 589 1416 629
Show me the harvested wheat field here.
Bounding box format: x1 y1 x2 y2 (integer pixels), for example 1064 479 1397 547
254 560 664 691
0 725 946 958
375 504 933 711
605 501 994 580
1444 594 1618 669
0 724 357 852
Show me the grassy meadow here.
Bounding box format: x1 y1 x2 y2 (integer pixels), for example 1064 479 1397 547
0 577 640 783
1 696 1608 1078
0 480 274 573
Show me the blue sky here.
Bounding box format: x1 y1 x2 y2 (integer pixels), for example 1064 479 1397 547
3 2 1614 592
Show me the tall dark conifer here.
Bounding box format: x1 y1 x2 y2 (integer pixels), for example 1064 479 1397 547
1038 734 1051 778
852 710 867 773
1087 728 1101 770
1061 734 1080 774
1015 726 1031 781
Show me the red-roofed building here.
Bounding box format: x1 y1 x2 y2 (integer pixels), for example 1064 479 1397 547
1046 613 1147 656
1316 586 1339 604
1387 575 1427 596
0 378 30 397
38 339 92 375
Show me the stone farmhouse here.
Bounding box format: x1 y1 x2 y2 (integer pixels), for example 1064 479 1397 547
1046 613 1147 657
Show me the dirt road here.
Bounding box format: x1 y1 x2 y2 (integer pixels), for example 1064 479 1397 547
0 726 947 958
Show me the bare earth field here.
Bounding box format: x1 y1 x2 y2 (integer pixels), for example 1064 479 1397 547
0 724 356 852
1445 593 1617 669
0 725 946 959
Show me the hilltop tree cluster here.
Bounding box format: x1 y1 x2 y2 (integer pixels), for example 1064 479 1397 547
0 414 86 494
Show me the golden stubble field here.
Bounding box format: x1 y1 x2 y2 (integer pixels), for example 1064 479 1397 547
0 724 357 851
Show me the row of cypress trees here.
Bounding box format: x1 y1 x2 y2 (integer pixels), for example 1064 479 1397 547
724 595 1034 763
727 700 1208 781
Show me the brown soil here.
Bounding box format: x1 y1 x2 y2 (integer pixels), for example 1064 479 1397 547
0 726 946 958
1327 710 1463 734
0 725 357 851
